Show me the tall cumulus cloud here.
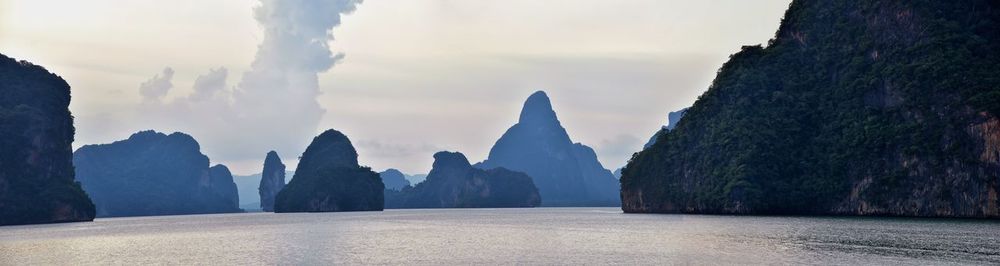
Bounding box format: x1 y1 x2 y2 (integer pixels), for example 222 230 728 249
136 0 362 165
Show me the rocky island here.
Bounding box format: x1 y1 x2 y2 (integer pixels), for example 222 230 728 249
258 151 286 212
476 91 620 206
0 53 96 225
386 151 541 209
73 131 241 217
621 0 1000 218
274 129 384 212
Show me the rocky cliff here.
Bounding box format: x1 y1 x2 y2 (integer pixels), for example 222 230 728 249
74 131 242 217
258 151 286 212
274 129 383 212
622 0 1000 218
379 169 412 191
476 91 619 206
0 53 95 225
208 164 240 210
386 151 541 209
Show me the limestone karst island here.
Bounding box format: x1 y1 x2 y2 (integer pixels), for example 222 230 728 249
1 0 998 264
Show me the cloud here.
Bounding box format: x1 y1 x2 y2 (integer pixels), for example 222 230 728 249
138 67 174 102
131 0 363 166
355 139 444 159
189 68 229 102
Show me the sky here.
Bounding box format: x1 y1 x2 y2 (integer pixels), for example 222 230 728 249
0 0 792 175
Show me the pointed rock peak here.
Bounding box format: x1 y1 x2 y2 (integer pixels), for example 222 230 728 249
518 90 559 124
264 150 283 164
260 151 286 212
432 151 471 169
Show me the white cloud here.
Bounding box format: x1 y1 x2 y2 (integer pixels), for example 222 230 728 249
138 67 174 102
130 0 363 167
189 68 229 102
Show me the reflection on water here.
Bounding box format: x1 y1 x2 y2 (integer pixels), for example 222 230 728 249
1 208 998 265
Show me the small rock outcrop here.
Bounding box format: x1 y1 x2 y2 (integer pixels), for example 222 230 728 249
379 169 412 191
274 129 384 212
476 91 619 206
643 108 688 149
0 53 95 226
385 151 541 209
73 130 242 217
258 151 286 212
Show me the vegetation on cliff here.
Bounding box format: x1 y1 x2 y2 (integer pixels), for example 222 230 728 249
0 54 95 225
274 129 384 212
379 169 412 191
622 0 1000 217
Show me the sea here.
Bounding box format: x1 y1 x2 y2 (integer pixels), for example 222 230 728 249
1 208 998 265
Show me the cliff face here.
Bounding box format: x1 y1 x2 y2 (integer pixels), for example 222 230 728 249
379 169 412 191
258 151 286 212
0 54 95 225
208 164 240 210
274 129 383 212
476 91 619 206
386 152 541 209
74 131 242 217
622 0 1000 218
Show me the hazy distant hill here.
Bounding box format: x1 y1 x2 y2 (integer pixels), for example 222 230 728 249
379 169 412 191
622 0 1000 218
386 151 541 209
0 53 95 225
74 131 241 217
406 173 428 185
476 91 619 206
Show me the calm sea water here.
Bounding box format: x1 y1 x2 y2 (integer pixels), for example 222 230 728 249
1 208 998 265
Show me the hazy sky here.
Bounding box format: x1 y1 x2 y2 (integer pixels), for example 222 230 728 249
0 0 792 175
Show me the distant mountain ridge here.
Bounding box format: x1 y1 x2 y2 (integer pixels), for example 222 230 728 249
405 173 428 185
